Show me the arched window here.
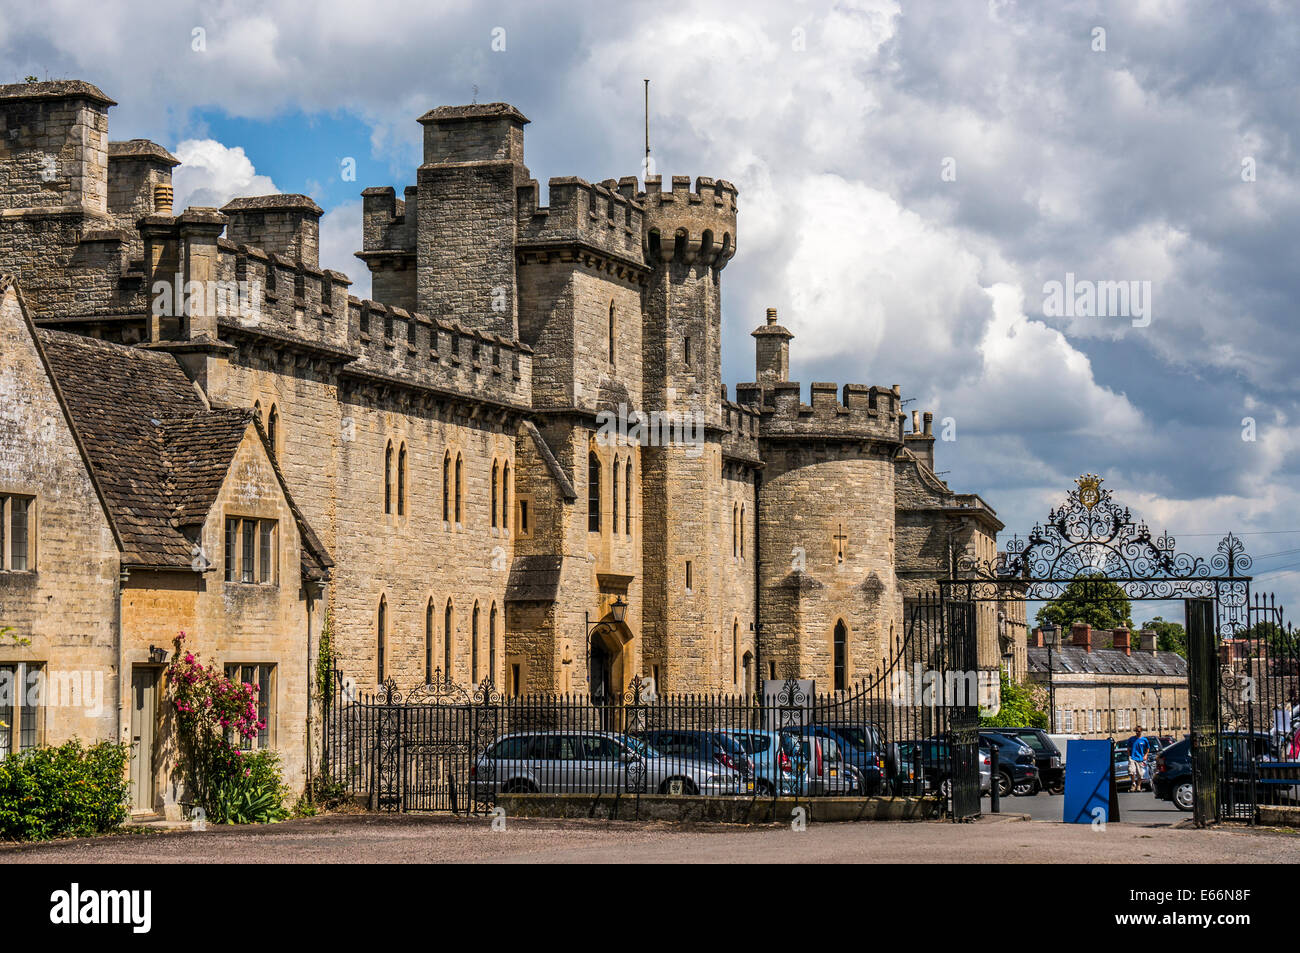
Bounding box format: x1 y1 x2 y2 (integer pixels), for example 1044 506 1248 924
425 600 435 682
587 452 601 533
491 460 500 529
611 457 620 535
454 453 463 524
384 441 394 514
267 404 279 454
608 302 616 365
742 651 753 694
502 463 511 532
833 620 848 692
732 503 739 557
442 451 451 522
397 443 407 516
625 458 632 535
739 504 745 559
732 620 739 685
377 596 388 684
489 603 498 684
471 603 481 684
444 600 454 679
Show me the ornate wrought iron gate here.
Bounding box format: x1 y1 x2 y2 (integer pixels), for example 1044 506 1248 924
941 475 1260 826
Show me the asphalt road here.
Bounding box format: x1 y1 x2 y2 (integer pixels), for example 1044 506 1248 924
996 790 1183 824
4 806 1296 864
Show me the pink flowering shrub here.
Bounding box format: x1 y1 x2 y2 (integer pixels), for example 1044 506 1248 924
166 634 287 823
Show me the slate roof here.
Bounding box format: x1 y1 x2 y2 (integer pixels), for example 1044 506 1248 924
1027 645 1188 678
35 328 330 574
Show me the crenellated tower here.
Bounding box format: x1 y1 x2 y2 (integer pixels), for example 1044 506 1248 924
737 310 906 687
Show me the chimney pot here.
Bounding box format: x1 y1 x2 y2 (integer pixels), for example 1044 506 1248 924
1111 626 1131 656
923 411 933 436
766 307 777 325
153 183 173 215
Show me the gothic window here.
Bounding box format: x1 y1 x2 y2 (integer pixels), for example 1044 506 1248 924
384 441 394 514
377 596 388 684
732 503 739 558
611 457 619 535
444 600 454 678
587 452 601 533
397 443 407 516
833 620 848 691
732 620 739 685
442 451 451 522
455 453 463 523
489 603 498 684
471 603 481 684
491 460 500 529
267 404 279 455
608 302 616 365
502 463 511 533
739 505 745 559
425 599 435 682
625 459 632 535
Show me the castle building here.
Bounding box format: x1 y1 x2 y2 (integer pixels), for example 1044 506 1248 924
0 80 1021 813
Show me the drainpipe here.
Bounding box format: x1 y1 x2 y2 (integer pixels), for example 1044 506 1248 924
115 566 128 748
753 470 762 688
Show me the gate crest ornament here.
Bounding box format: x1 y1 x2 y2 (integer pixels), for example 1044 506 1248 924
947 476 1253 633
1076 473 1102 510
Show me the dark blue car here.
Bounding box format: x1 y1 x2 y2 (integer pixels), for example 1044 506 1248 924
785 724 885 794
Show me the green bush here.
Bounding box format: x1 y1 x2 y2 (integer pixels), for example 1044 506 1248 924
0 740 129 841
203 748 290 825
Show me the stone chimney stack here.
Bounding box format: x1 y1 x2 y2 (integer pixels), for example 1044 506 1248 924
1031 627 1043 648
753 307 793 387
905 408 937 472
1111 626 1131 655
1071 621 1092 652
221 194 323 269
1138 629 1158 654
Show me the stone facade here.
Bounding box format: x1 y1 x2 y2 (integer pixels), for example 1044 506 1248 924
1027 624 1190 738
0 80 1014 802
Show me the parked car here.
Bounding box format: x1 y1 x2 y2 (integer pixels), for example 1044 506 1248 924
979 746 993 795
985 727 1064 794
978 730 1040 796
833 723 902 787
639 730 757 791
472 730 743 799
1153 732 1292 812
786 724 885 794
726 729 808 795
1112 742 1136 792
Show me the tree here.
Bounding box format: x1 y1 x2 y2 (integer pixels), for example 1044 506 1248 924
1142 616 1187 659
981 671 1049 729
1036 577 1134 631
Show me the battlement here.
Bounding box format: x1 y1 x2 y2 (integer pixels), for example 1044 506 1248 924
516 176 645 264
721 398 762 463
346 296 532 408
735 380 903 443
639 175 737 268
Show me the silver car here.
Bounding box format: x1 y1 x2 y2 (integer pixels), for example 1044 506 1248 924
472 730 743 799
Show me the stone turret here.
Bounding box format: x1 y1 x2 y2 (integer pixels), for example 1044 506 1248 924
753 308 792 387
414 102 530 339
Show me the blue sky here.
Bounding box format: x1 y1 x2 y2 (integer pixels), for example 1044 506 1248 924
4 0 1298 619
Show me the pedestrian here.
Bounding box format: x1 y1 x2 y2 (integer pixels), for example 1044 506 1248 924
1127 727 1151 791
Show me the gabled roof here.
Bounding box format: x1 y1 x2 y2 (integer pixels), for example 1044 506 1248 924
37 329 206 567
1027 645 1188 678
33 326 330 574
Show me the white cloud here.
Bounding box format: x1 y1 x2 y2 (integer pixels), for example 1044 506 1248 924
319 201 367 297
171 139 278 210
